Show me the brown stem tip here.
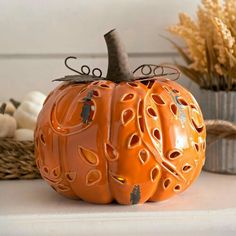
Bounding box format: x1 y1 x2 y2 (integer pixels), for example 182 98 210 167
104 29 134 82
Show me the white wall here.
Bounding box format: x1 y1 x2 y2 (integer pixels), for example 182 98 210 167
0 0 200 101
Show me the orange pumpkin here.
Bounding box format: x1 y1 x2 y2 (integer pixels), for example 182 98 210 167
35 29 206 205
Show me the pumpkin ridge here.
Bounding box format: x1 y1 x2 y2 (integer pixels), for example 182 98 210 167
155 84 188 183
104 82 117 202
140 83 172 200
140 85 163 163
150 81 205 201
58 135 77 197
135 88 163 201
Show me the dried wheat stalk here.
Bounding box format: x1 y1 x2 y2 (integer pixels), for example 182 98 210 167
168 0 236 91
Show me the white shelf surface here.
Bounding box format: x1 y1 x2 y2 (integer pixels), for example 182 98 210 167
0 171 236 236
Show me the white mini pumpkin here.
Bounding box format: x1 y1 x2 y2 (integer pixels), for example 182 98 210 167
14 91 46 130
0 103 17 138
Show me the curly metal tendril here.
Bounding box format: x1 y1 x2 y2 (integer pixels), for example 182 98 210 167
65 56 103 78
133 64 180 81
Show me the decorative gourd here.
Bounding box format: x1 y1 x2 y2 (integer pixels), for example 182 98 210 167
14 128 34 141
0 101 16 116
35 29 206 205
0 103 17 138
14 91 46 130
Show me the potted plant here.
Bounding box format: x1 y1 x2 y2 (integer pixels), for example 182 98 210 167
167 0 236 174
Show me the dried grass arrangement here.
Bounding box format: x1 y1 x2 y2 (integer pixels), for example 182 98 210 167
167 0 236 91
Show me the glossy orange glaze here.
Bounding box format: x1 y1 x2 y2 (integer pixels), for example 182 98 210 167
35 78 206 204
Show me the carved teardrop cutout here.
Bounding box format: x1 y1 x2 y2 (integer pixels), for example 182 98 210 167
111 175 126 184
152 94 165 105
194 143 200 152
86 170 102 186
122 109 134 125
57 184 70 192
139 149 149 164
121 93 135 101
174 184 181 192
192 119 204 133
153 128 161 140
190 103 197 110
65 172 77 182
182 164 192 173
105 143 118 161
100 84 110 88
147 107 157 118
93 90 100 97
79 147 99 166
51 166 61 178
170 103 178 116
141 80 155 89
150 166 159 182
128 133 141 148
163 178 171 189
42 166 49 175
168 149 182 160
177 97 188 106
162 162 179 177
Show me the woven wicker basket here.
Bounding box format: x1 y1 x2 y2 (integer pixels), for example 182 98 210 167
0 138 41 180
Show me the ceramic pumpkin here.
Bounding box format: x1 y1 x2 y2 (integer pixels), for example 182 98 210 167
35 29 206 205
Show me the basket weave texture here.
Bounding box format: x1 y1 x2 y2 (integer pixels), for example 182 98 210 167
0 138 41 180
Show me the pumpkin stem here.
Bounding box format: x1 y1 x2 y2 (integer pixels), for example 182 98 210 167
104 29 134 82
9 98 21 109
0 103 6 114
